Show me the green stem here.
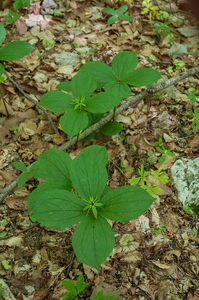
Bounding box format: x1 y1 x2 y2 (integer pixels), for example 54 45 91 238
0 87 9 117
77 293 84 300
76 132 80 145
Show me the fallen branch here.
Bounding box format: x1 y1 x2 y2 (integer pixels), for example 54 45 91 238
4 71 59 134
0 66 199 202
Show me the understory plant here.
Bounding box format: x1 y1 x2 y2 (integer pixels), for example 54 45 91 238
103 5 133 25
141 0 161 20
26 145 154 271
130 164 169 197
154 20 177 42
153 138 175 163
0 23 34 115
62 275 116 300
2 0 31 24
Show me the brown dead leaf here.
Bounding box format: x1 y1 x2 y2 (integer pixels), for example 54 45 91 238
163 213 179 234
6 195 28 211
189 134 199 148
34 289 50 300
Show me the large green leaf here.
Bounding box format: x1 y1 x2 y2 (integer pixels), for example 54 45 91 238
60 109 88 139
39 90 74 113
0 63 5 76
99 121 124 136
72 214 115 271
56 81 71 92
76 145 109 165
103 8 117 16
0 23 6 47
37 148 72 189
80 62 116 88
30 189 85 229
71 71 97 100
0 41 34 62
111 51 138 80
123 68 161 86
104 80 131 100
85 92 120 113
99 186 154 222
119 15 133 22
28 181 72 214
70 155 107 200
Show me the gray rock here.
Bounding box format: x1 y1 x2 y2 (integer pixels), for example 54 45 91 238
171 158 199 215
55 52 80 66
176 26 199 37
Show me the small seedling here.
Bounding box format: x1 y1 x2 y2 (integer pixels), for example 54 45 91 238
153 138 175 163
167 66 173 74
120 162 131 172
154 20 177 42
14 127 22 133
2 260 11 270
173 59 185 70
65 22 70 29
149 54 156 61
12 162 38 188
50 9 60 16
187 88 196 104
103 5 133 25
148 223 167 244
43 40 54 48
192 229 197 237
130 164 169 197
141 0 161 20
4 11 20 24
121 136 127 143
62 275 116 300
73 43 79 48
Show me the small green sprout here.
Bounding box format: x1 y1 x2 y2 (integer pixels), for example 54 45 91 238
14 127 22 133
173 59 185 70
43 39 54 48
153 138 175 163
154 20 177 42
73 43 79 48
65 22 70 29
0 283 3 295
193 108 199 130
50 9 60 16
120 162 131 172
104 5 133 26
187 88 196 104
148 223 167 244
2 260 11 270
121 136 127 143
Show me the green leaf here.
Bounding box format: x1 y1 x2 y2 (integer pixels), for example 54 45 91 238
108 16 119 25
85 92 120 113
151 187 162 193
81 112 104 142
105 80 131 100
101 186 112 198
99 121 124 136
0 41 34 62
93 290 103 300
0 23 6 46
62 280 77 292
72 214 115 272
60 109 88 139
77 145 109 165
30 189 85 229
76 275 84 291
112 51 138 80
123 68 161 86
0 63 5 76
130 177 140 185
28 181 72 214
70 155 107 200
56 81 71 92
119 15 133 22
118 5 128 16
62 291 77 300
12 162 28 172
71 72 97 99
160 155 165 163
39 90 74 113
18 172 29 188
37 149 72 188
100 186 154 222
103 8 117 16
80 62 116 89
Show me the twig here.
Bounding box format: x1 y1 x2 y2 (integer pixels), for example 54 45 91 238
0 66 199 202
4 71 59 134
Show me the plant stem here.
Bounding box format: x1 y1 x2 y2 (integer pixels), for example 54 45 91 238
76 132 80 145
78 293 84 300
0 87 9 116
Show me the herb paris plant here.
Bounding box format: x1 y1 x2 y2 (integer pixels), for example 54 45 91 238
27 145 154 271
80 51 161 101
39 71 120 139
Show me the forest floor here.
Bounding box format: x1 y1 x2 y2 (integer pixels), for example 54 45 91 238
0 0 199 299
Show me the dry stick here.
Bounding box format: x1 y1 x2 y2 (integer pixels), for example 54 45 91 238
1 66 199 202
4 70 59 134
